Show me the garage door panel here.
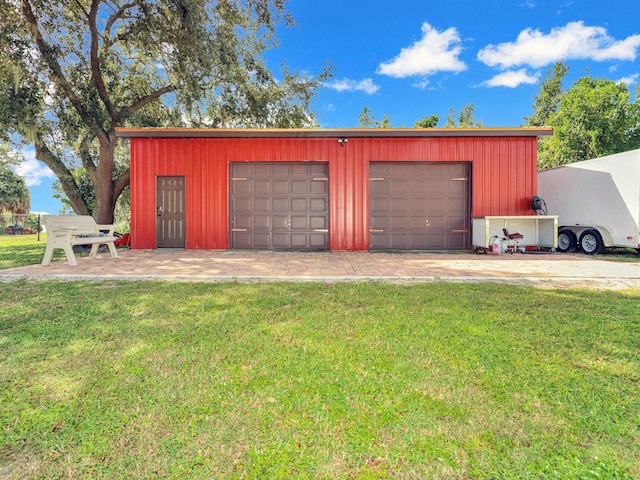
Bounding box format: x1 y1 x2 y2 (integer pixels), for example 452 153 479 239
310 198 328 212
271 233 289 248
291 164 310 175
407 179 430 195
235 197 252 212
272 198 289 212
235 215 251 229
309 164 327 175
290 215 308 229
231 163 329 250
235 181 252 194
254 198 268 210
254 198 270 212
310 215 327 229
446 197 468 212
427 198 445 212
448 164 468 176
425 181 447 195
447 235 466 249
369 234 385 249
234 164 252 177
389 217 409 229
273 180 289 194
370 216 388 230
388 198 410 212
309 233 328 248
291 180 307 194
291 198 308 212
311 180 328 194
291 233 310 248
424 234 445 249
272 215 289 230
445 194 467 206
253 215 270 230
447 216 467 230
370 181 388 195
370 162 470 250
254 180 270 194
255 164 271 176
448 182 468 195
370 164 387 177
233 233 252 249
427 217 445 230
371 198 389 211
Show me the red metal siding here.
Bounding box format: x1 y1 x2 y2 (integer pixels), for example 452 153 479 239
129 135 539 250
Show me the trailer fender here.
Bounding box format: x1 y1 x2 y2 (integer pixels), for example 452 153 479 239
560 225 614 247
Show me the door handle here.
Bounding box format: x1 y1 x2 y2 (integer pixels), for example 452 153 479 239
157 205 163 217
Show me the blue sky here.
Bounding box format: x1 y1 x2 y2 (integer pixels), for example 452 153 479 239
17 0 640 213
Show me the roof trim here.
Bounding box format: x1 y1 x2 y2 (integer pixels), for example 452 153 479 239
115 127 554 139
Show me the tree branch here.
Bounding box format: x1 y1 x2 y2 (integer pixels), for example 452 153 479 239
89 0 118 124
34 135 90 215
120 85 176 119
72 0 89 17
113 168 130 200
105 0 141 38
19 0 109 144
78 134 98 178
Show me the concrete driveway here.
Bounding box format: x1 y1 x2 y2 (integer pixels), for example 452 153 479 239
1 249 639 290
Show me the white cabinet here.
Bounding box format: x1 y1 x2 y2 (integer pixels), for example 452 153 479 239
473 216 558 251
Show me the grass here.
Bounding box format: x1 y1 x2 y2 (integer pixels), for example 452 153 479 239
1 279 639 479
593 248 640 263
0 234 82 269
1 236 639 478
0 234 52 269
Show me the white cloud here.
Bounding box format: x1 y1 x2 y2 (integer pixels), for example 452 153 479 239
377 22 467 78
617 73 639 86
325 78 380 94
412 79 431 90
482 69 539 88
13 149 55 187
478 21 640 69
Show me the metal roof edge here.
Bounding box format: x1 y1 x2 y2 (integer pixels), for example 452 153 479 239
115 127 554 139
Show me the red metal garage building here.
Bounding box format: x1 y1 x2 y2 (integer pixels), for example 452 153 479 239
115 127 553 251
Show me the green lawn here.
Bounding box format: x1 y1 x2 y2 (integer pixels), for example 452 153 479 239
0 233 79 269
1 236 639 478
1 277 639 479
0 234 48 269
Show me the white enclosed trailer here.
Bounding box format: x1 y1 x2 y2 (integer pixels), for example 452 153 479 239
537 149 640 254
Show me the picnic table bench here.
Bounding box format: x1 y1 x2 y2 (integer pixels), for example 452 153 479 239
42 215 119 266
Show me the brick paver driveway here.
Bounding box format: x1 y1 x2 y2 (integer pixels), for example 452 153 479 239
2 250 639 290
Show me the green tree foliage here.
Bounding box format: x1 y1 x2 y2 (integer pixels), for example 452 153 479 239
525 61 569 127
527 61 640 167
445 104 483 127
0 1 331 223
415 115 439 128
357 107 381 128
358 108 441 129
379 114 392 129
0 143 30 214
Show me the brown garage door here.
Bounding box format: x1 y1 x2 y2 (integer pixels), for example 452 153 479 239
370 162 470 250
230 163 329 250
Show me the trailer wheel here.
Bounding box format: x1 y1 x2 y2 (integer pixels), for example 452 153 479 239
557 229 577 253
579 229 604 255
